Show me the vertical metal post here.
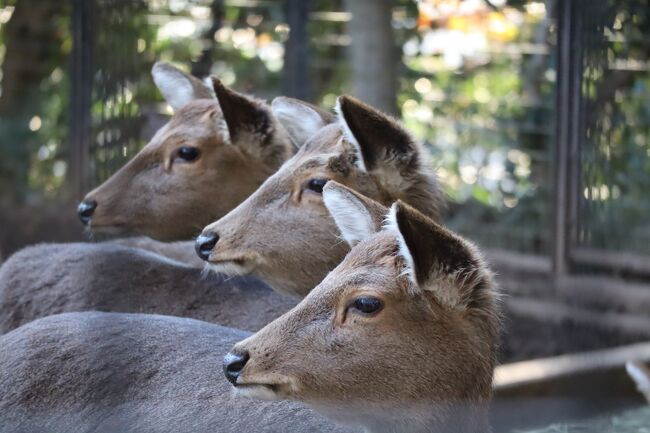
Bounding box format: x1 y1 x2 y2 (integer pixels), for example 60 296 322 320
552 0 583 279
283 0 311 100
567 0 584 272
192 0 224 77
69 0 94 200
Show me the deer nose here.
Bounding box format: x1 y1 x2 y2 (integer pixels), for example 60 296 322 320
195 232 219 261
223 351 250 385
77 200 97 225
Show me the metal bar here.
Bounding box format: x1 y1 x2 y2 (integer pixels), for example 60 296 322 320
69 0 94 200
567 0 584 273
552 0 585 279
484 248 552 275
571 248 650 277
192 0 224 77
283 0 311 100
551 0 574 278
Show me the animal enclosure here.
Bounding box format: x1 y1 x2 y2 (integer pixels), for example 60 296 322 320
2 0 649 285
2 0 650 432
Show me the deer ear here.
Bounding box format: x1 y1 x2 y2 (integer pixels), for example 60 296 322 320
152 62 214 111
212 78 274 145
271 97 335 147
336 95 419 175
323 181 387 247
385 201 482 309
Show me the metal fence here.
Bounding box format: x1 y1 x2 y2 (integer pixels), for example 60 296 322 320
64 0 650 287
69 0 318 197
554 0 650 280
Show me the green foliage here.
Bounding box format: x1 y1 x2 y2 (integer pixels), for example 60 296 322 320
398 2 555 253
577 1 650 255
0 4 70 202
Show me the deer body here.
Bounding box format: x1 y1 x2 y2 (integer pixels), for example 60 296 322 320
0 311 356 433
0 242 297 334
223 183 501 433
104 238 204 268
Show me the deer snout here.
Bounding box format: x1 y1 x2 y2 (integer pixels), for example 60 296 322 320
195 231 219 261
223 350 250 385
77 200 97 225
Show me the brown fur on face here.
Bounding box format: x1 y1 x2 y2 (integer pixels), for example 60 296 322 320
81 64 294 241
228 195 501 433
201 96 444 297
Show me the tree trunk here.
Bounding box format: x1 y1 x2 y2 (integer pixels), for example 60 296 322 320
343 0 397 115
0 0 67 115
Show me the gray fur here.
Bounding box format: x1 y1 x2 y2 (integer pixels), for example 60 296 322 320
0 311 355 433
106 238 205 268
0 242 297 334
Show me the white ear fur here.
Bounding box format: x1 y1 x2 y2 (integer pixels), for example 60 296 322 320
383 203 417 286
323 185 376 247
151 62 213 111
271 97 328 147
335 97 367 171
627 361 650 403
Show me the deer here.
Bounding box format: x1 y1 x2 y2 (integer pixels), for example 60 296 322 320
222 181 502 433
0 65 334 334
0 311 357 433
0 183 495 433
0 242 298 333
81 61 333 261
196 94 444 297
0 94 442 334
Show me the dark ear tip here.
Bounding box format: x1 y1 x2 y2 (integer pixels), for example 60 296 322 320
393 200 431 232
337 95 357 111
338 95 380 120
393 200 408 221
394 199 409 211
211 77 225 93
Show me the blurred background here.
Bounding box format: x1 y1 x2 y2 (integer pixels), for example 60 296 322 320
1 0 650 358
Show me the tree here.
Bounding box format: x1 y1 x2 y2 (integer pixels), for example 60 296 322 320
343 0 397 115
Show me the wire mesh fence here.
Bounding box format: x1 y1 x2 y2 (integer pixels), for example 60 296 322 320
1 0 649 279
577 0 650 258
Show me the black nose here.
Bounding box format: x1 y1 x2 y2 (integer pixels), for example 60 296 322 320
77 200 97 225
223 351 249 385
195 232 219 261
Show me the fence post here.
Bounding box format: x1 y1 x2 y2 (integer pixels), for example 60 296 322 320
69 0 94 200
553 0 583 280
283 0 311 100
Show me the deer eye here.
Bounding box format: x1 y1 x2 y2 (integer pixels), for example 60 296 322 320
176 146 200 162
307 178 328 194
350 296 383 316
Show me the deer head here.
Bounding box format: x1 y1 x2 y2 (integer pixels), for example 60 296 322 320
223 182 501 433
77 62 330 241
196 95 443 297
